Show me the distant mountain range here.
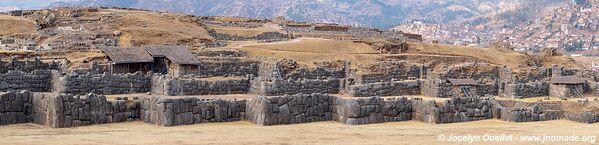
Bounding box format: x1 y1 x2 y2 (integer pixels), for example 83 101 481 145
0 0 565 29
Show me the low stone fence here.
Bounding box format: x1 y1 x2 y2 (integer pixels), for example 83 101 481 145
152 76 250 96
141 96 246 126
347 81 420 97
53 71 151 95
0 70 52 92
252 79 340 96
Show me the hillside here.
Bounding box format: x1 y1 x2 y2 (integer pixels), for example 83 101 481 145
0 7 583 71
4 0 527 29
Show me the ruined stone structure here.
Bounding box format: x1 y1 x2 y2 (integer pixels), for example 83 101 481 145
4 7 599 132
141 96 246 126
1 47 599 129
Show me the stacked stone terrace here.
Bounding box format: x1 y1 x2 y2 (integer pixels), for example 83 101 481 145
1 50 599 128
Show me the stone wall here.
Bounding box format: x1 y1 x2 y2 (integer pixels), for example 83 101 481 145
412 97 494 124
421 79 497 98
334 97 413 125
552 66 579 76
565 112 599 124
277 60 348 80
494 101 563 122
433 97 494 124
411 98 437 123
476 82 499 96
501 82 549 99
53 71 151 95
253 79 340 96
246 94 333 125
499 67 550 83
246 94 414 125
31 93 140 128
421 79 453 98
347 81 420 97
141 96 246 126
549 84 584 99
151 76 250 96
209 30 288 41
195 50 246 57
0 90 32 125
430 63 499 81
197 57 259 77
1 91 598 128
0 58 61 73
283 67 346 80
254 59 278 81
0 70 52 92
353 61 424 84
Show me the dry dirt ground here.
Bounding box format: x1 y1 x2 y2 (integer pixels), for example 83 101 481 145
222 38 582 69
110 9 213 47
227 38 381 67
1 120 598 145
0 15 35 36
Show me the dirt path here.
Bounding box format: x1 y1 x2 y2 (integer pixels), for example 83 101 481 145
0 120 598 145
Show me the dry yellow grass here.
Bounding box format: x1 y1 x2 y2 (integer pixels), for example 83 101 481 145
60 50 106 69
109 9 213 47
210 25 282 37
0 15 35 36
229 38 581 68
210 16 260 22
411 43 528 67
411 43 582 68
0 120 597 145
230 38 381 66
